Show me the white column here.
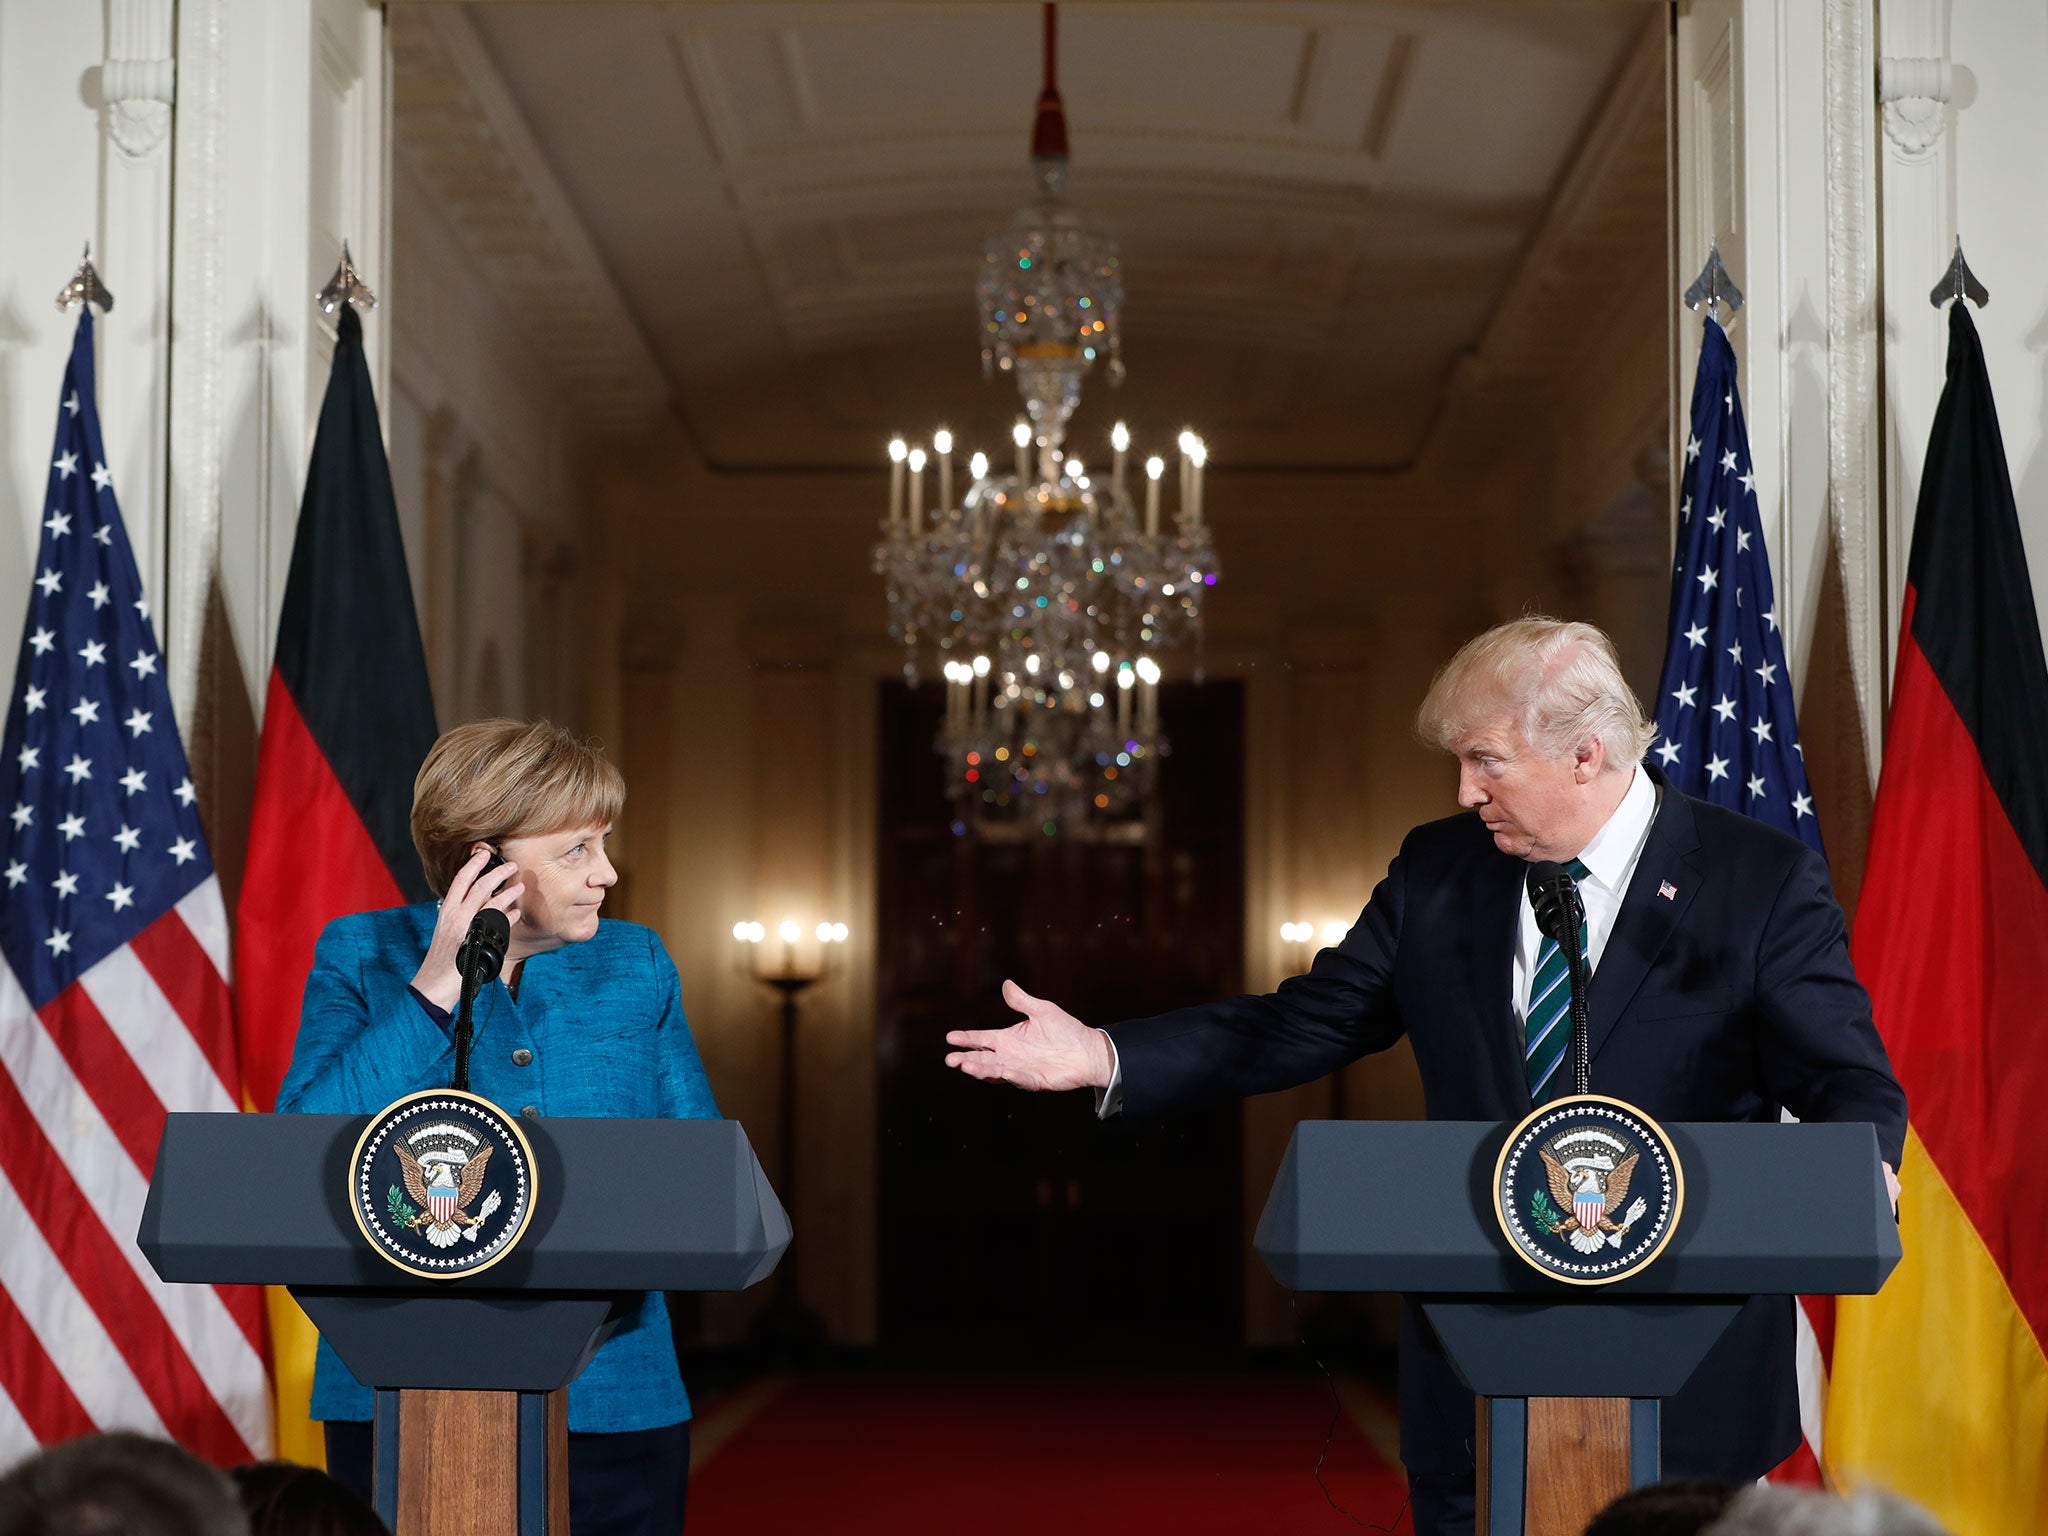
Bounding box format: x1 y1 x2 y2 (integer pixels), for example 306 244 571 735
100 0 178 631
1876 1 1956 691
1676 0 1885 784
0 3 156 709
169 0 391 731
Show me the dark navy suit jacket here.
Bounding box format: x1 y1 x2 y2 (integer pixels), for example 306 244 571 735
1108 769 1906 1482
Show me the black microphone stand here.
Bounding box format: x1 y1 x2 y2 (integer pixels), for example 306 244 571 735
1558 884 1592 1097
452 955 485 1093
451 912 510 1093
1527 864 1594 1099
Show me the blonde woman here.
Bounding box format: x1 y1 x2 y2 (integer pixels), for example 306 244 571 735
278 719 715 1536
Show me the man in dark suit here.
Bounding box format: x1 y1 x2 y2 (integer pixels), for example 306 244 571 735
945 618 1905 1536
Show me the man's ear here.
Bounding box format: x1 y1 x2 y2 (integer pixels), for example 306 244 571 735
1573 738 1604 783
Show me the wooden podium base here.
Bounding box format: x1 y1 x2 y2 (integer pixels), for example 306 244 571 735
1475 1395 1658 1536
373 1388 569 1536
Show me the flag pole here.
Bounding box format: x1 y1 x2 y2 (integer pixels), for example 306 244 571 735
54 243 115 314
1928 237 1989 310
1682 239 1744 329
317 241 377 315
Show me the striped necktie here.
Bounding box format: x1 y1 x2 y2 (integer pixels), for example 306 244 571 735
1524 857 1591 1101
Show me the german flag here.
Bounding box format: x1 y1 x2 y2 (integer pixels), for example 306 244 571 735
232 303 437 1460
1828 302 2048 1532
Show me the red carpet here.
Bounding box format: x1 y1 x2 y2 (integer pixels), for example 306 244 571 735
686 1373 1409 1534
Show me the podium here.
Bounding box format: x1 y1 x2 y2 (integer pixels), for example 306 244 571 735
139 1112 788 1536
1256 1119 1898 1536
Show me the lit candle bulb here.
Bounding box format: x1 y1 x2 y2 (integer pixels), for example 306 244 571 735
888 437 908 528
1177 429 1196 531
1144 456 1165 537
1112 421 1130 490
970 451 989 481
934 428 954 514
1014 420 1031 481
1136 655 1161 733
908 446 927 530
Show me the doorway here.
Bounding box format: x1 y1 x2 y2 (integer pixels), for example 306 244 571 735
874 681 1246 1364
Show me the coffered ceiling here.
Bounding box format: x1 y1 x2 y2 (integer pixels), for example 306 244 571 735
394 3 1662 472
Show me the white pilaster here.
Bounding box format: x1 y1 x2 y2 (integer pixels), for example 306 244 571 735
1677 0 1885 781
168 0 390 731
100 0 177 658
1875 0 1955 697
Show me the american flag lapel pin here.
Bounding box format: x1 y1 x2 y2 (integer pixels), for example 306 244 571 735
1658 880 1678 901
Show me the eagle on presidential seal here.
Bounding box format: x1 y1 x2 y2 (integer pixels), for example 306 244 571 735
1539 1142 1650 1255
394 1142 501 1249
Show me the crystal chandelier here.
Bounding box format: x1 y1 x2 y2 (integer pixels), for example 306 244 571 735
873 3 1218 832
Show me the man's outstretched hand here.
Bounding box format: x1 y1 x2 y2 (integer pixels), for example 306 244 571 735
944 980 1115 1092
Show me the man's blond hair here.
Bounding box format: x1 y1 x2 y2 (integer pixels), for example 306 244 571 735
411 719 624 895
1416 617 1656 768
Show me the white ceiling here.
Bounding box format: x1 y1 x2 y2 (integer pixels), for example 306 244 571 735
404 2 1657 471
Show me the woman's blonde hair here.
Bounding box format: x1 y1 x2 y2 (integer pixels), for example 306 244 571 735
1416 617 1656 768
411 719 624 895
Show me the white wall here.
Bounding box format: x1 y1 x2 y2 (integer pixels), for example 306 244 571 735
385 149 584 730
1927 1 2048 632
0 1 170 711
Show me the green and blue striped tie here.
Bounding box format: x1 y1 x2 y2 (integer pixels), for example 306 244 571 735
1525 857 1590 1101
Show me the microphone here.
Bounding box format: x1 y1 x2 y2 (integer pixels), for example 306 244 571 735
1525 862 1591 1098
451 909 509 1093
457 907 510 986
1525 862 1581 944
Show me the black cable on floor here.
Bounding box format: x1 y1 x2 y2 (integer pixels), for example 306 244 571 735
1292 1294 1412 1533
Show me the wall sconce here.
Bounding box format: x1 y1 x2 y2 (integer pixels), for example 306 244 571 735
1277 920 1351 948
728 914 849 1357
733 916 848 984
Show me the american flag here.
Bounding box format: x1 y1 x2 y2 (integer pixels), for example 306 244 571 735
1651 313 1830 1487
1650 315 1823 855
0 312 269 1464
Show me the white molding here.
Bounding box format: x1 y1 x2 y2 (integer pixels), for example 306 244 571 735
1875 0 1955 725
390 9 671 439
1877 56 1953 160
168 0 392 730
1676 0 1888 783
166 0 228 735
99 0 177 718
105 0 175 159
1822 0 1882 783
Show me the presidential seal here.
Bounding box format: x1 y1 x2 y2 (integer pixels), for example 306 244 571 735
1492 1095 1683 1285
348 1090 536 1279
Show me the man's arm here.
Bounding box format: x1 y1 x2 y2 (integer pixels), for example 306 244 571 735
1752 845 1909 1170
946 849 1410 1118
1105 854 1407 1119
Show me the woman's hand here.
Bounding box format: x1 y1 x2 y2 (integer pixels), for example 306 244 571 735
410 847 524 1011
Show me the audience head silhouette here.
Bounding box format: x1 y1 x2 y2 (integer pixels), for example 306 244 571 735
0 1432 248 1536
232 1461 386 1536
1586 1478 1739 1536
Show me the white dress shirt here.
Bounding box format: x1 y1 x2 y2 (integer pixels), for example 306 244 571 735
1512 764 1658 1036
1098 767 1659 1117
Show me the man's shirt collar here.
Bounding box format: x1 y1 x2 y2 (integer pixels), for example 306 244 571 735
1572 766 1656 894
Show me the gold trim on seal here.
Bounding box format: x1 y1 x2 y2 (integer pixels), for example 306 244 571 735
1490 1092 1686 1287
347 1088 538 1281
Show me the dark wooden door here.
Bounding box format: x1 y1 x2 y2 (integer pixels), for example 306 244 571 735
875 682 1245 1364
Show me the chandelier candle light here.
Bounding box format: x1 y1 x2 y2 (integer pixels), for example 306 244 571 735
873 3 1220 831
